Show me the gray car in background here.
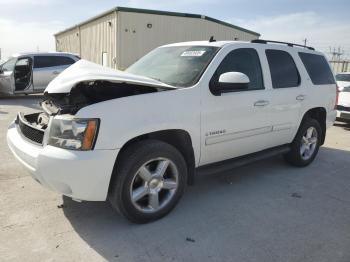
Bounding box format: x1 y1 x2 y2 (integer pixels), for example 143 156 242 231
0 52 80 95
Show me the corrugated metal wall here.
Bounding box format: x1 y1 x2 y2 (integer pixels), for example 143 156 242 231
117 12 258 69
56 28 80 54
55 10 259 70
80 12 117 68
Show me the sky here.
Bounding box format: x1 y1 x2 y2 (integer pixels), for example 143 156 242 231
1 0 350 61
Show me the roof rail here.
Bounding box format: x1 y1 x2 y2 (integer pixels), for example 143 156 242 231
251 39 315 51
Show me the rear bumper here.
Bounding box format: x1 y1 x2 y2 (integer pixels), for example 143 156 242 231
327 109 337 128
336 110 350 121
7 122 119 201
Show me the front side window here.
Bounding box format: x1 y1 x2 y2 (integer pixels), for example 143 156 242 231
1 58 17 72
126 46 219 87
211 48 264 91
299 52 335 85
34 56 75 68
266 49 300 89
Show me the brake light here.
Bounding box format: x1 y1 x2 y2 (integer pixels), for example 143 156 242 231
335 84 340 109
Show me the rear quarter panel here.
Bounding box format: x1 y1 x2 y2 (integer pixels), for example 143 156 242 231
293 51 336 129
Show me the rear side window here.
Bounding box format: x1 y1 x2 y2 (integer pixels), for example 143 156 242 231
299 52 335 85
266 49 300 89
34 56 75 68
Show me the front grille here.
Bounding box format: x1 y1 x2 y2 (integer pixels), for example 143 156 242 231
16 113 44 145
336 105 350 112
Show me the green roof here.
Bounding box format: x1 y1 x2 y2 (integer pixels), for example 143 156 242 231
55 6 260 37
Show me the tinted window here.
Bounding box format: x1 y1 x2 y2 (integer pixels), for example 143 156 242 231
34 56 75 68
299 52 335 85
212 48 264 91
266 49 300 88
336 74 350 82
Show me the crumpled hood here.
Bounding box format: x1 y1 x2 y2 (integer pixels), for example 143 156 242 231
45 59 175 93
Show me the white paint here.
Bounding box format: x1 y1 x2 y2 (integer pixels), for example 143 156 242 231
7 41 337 201
45 59 175 94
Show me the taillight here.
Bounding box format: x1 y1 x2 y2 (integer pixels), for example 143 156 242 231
335 84 340 109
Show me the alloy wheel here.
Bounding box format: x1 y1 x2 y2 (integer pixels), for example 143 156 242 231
130 158 179 213
300 126 318 160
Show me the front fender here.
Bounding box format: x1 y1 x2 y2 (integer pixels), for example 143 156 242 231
76 87 201 163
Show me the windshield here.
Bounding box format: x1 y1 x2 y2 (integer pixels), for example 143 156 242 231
1 58 17 72
336 74 350 82
126 46 219 87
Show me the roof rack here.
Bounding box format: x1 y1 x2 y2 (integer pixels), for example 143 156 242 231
251 39 315 50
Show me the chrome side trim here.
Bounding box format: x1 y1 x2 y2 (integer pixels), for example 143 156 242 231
272 123 292 131
205 126 273 145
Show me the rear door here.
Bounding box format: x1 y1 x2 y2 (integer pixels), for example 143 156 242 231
33 55 76 90
263 49 304 148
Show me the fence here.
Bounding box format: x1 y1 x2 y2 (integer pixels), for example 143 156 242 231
329 60 350 74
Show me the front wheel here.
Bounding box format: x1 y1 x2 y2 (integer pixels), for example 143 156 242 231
284 118 322 167
108 140 187 223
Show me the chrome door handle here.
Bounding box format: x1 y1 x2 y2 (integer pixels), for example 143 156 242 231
254 100 269 107
296 95 305 101
53 71 60 75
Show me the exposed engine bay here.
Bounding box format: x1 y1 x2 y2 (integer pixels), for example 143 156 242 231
24 80 172 133
42 80 167 115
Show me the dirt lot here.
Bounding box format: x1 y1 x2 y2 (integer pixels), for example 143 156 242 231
1 96 350 262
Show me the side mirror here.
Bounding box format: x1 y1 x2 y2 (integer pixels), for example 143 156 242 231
217 72 250 93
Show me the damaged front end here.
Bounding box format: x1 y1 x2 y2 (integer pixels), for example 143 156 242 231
41 80 163 115
16 60 175 147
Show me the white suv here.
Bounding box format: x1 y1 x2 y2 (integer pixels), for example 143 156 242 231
7 40 337 223
335 72 350 122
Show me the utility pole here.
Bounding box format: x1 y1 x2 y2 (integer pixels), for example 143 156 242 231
303 38 307 47
329 47 344 61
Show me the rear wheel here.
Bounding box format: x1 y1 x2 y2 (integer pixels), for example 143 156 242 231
284 118 322 167
108 140 187 223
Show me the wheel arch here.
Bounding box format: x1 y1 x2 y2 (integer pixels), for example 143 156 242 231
300 107 327 145
110 129 196 192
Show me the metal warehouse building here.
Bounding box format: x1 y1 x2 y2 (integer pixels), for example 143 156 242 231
55 7 260 70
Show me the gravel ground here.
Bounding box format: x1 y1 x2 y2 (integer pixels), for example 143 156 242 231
1 96 350 262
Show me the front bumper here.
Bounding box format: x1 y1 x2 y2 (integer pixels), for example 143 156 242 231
7 122 119 201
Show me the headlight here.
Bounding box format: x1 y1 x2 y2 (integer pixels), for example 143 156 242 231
47 117 99 150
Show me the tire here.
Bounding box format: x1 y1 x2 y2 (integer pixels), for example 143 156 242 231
108 139 188 224
284 118 322 167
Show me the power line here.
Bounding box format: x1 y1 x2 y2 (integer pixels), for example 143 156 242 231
329 46 345 61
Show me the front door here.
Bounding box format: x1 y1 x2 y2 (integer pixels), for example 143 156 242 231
200 48 271 165
0 58 16 94
14 56 33 92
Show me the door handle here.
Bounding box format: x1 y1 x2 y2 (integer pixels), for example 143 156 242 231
296 95 305 101
254 100 269 107
52 71 60 75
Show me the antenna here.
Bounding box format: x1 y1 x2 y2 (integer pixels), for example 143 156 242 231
209 36 216 42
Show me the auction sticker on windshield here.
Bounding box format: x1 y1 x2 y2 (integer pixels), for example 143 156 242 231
181 50 206 57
